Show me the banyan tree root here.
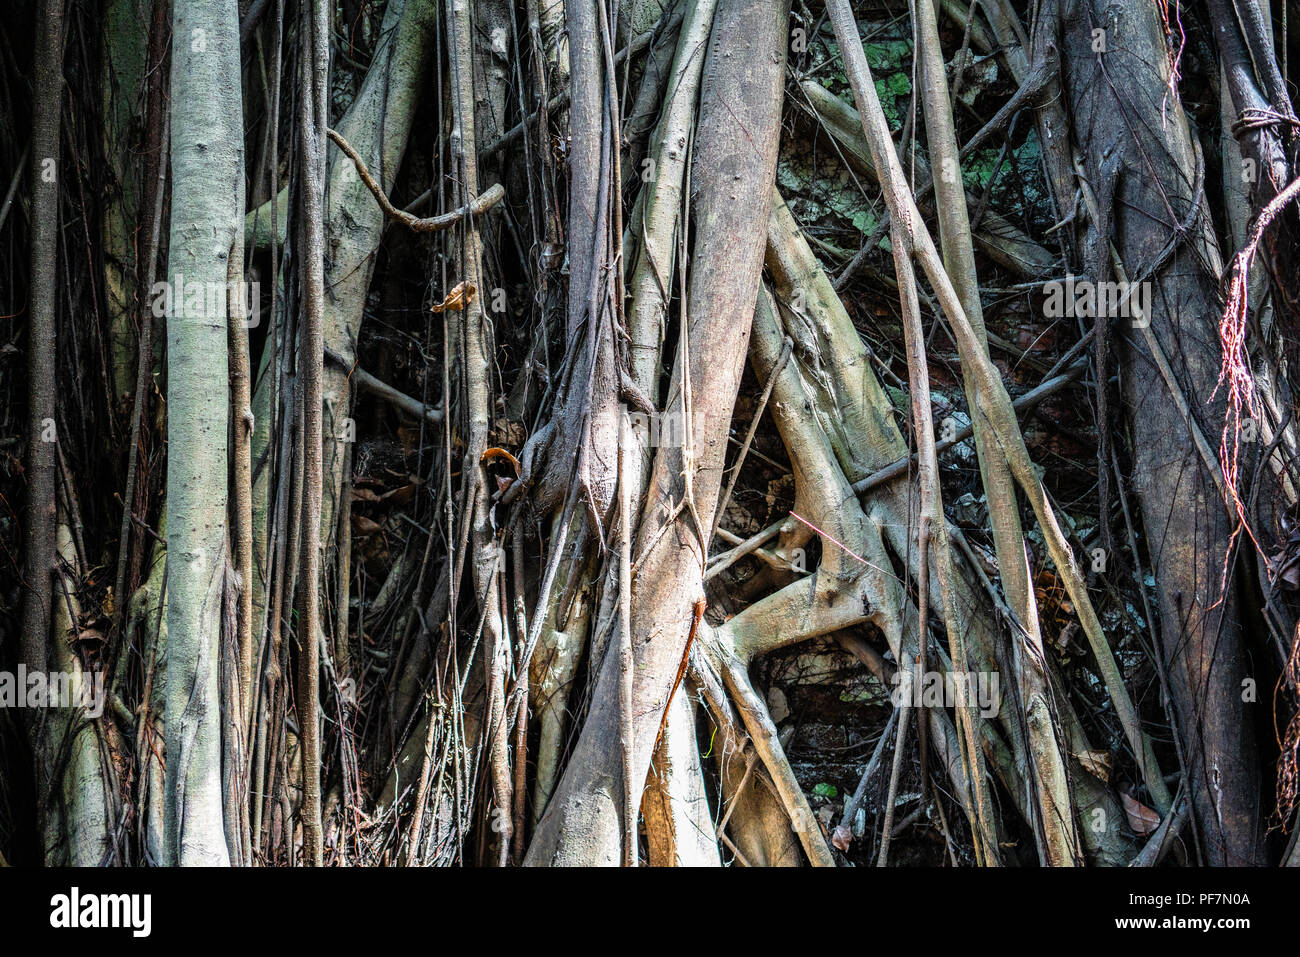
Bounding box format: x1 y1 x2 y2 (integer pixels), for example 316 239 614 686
757 189 1133 865
823 0 1169 815
524 0 791 866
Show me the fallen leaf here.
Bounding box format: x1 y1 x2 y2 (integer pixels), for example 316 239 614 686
431 281 476 313
72 627 105 648
481 446 522 478
831 825 853 851
1121 792 1161 835
397 424 421 453
1074 749 1113 783
352 515 382 536
380 483 416 506
491 417 527 447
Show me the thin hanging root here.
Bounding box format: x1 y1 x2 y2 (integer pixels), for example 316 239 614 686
618 412 636 866
484 5 684 156
912 0 1077 866
711 337 791 542
294 0 329 866
624 0 716 403
404 694 441 867
690 649 790 866
851 369 1080 496
715 285 1005 855
445 0 509 865
730 286 1008 856
890 214 997 865
833 707 897 850
837 633 1015 848
824 0 1169 813
716 747 759 841
876 698 912 867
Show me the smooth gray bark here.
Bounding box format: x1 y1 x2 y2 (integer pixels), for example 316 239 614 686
162 0 243 866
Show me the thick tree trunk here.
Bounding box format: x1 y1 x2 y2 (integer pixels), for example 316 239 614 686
21 0 66 865
161 0 243 866
1056 0 1265 865
21 0 63 688
525 0 790 865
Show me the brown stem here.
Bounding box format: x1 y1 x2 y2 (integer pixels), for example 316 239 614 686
326 127 504 232
295 0 329 867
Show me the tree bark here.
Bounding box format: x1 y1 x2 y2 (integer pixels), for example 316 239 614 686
295 0 330 868
1055 0 1265 866
525 0 790 865
20 0 64 685
161 0 243 866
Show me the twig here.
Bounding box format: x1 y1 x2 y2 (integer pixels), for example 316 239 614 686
706 521 787 580
324 346 444 423
876 696 911 867
327 127 504 232
1129 790 1189 867
0 143 30 234
852 365 1080 497
832 708 897 850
